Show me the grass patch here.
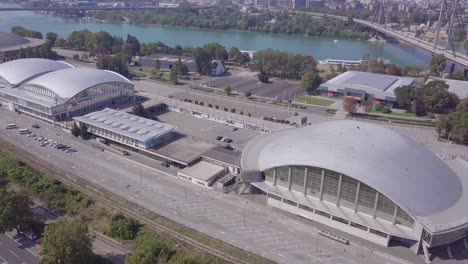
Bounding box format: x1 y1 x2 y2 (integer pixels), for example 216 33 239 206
371 109 417 118
191 86 214 93
296 96 334 106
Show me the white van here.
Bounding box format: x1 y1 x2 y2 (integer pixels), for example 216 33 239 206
19 128 30 134
5 123 17 129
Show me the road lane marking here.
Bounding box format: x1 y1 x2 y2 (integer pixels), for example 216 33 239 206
8 250 19 258
0 256 7 264
4 234 38 257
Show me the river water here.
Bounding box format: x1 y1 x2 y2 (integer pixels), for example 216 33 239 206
0 3 432 67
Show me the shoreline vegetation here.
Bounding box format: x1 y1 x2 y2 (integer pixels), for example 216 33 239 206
48 5 372 40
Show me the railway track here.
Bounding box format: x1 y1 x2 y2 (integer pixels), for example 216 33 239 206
0 137 246 264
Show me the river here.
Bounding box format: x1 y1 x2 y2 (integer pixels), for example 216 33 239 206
0 3 432 67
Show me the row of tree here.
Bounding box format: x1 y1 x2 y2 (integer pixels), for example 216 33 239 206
394 80 459 116
88 7 369 39
11 26 42 39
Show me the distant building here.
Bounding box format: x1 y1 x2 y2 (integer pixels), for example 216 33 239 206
211 60 226 76
319 71 414 107
158 1 180 8
138 54 196 73
0 32 45 63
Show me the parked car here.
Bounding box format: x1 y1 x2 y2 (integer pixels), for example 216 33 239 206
25 232 37 241
65 148 76 153
161 161 169 167
222 138 232 143
122 150 130 156
31 124 40 129
216 136 223 141
232 127 238 131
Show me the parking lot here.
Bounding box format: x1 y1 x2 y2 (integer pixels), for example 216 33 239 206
205 76 305 101
156 111 259 150
4 124 77 153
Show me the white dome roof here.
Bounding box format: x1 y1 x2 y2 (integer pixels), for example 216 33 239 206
24 68 133 100
0 58 74 86
241 120 462 219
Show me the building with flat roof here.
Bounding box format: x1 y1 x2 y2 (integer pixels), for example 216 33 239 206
319 71 414 107
178 160 227 188
74 108 177 149
0 59 134 122
0 32 45 63
240 120 468 262
427 77 468 99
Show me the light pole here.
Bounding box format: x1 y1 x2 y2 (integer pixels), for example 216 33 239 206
443 133 452 159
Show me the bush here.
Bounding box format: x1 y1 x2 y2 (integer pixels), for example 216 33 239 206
427 112 435 119
109 214 141 240
382 107 392 114
374 104 384 111
244 91 252 97
0 153 89 213
258 72 269 83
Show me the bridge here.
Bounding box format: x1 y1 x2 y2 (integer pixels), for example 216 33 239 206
291 10 468 72
0 6 162 11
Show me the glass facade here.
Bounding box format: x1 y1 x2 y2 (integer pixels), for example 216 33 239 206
262 165 415 230
306 167 322 198
275 166 289 188
322 170 340 204
339 176 358 209
290 166 305 192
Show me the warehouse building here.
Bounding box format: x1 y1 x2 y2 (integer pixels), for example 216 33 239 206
241 120 468 262
0 58 134 122
426 77 468 99
319 71 414 107
0 32 45 63
74 108 177 149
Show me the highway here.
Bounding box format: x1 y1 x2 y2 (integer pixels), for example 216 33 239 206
0 109 419 264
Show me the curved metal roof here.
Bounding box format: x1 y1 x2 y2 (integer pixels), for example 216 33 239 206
241 120 462 220
25 68 133 100
0 58 74 86
0 32 29 49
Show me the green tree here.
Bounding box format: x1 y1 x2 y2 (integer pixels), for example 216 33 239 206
224 86 232 95
194 48 212 75
109 214 140 240
429 54 446 77
79 123 91 140
411 97 426 116
71 122 80 137
203 42 228 60
0 189 33 234
45 32 58 46
228 47 241 61
122 34 141 56
132 101 145 117
154 59 160 71
40 219 94 264
301 70 322 94
418 80 459 114
55 38 66 47
175 58 189 75
244 91 252 98
394 85 415 109
258 72 269 83
169 68 178 84
80 53 89 61
436 99 468 144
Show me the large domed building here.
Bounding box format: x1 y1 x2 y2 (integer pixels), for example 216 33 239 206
0 32 45 63
0 58 134 122
241 120 468 260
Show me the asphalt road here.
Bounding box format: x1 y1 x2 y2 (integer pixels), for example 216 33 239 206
0 109 418 264
0 234 38 264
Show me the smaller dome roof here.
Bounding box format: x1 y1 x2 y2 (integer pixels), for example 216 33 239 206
0 32 29 50
25 68 133 100
0 58 74 86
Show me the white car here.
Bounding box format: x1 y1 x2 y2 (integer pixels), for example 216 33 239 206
39 142 47 147
65 148 76 153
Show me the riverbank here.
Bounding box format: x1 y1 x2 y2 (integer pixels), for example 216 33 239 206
0 2 433 67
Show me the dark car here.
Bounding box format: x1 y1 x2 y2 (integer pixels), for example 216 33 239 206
122 150 130 156
161 161 169 167
216 136 223 141
32 124 40 129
